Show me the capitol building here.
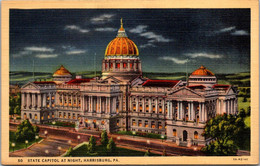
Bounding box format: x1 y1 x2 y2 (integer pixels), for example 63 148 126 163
21 19 238 147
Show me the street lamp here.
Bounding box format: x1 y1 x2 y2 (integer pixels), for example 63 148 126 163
77 135 80 144
194 147 197 151
45 149 49 156
147 140 150 145
57 146 62 156
25 140 28 148
44 130 48 138
68 140 72 147
132 131 136 138
35 135 39 143
11 143 15 152
161 135 165 142
52 121 56 128
117 136 121 142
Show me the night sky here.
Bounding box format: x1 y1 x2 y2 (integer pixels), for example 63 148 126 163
10 9 250 74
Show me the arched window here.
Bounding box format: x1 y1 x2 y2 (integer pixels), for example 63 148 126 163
185 114 188 121
196 115 199 123
173 129 177 137
194 131 199 139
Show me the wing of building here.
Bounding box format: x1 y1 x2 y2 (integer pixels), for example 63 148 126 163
21 19 238 147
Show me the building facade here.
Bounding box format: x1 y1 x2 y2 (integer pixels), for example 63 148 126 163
20 19 238 146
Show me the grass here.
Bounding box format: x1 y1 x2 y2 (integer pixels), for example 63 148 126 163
46 121 75 128
9 131 42 152
68 144 160 157
116 131 167 140
237 97 250 111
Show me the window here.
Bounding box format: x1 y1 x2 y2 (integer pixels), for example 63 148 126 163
52 112 54 118
47 114 50 119
145 121 148 127
138 120 142 127
77 114 80 120
41 116 44 120
110 63 113 69
196 116 199 123
73 113 75 119
101 121 105 125
116 63 120 68
173 129 177 137
51 96 55 100
59 112 62 118
68 113 71 119
63 112 66 118
152 105 155 113
117 120 119 126
123 63 127 68
132 119 136 126
139 104 142 112
34 114 37 120
151 121 155 128
60 99 62 105
146 105 149 112
185 114 188 121
158 122 162 129
85 119 88 123
52 104 55 107
159 106 162 113
78 100 81 107
194 131 199 139
133 104 136 111
130 63 133 69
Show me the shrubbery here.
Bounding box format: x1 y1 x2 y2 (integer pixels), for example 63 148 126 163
15 119 39 142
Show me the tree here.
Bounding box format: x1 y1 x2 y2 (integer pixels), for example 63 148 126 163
202 111 250 155
144 148 151 156
88 136 96 153
101 130 109 146
107 138 116 154
15 119 39 142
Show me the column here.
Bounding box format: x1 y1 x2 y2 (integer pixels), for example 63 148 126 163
162 99 165 114
43 93 46 107
37 93 41 108
202 102 205 122
149 97 152 113
142 98 145 113
188 102 191 121
62 93 64 106
113 97 116 113
169 101 173 119
199 102 202 122
177 101 180 120
180 101 183 120
99 96 102 113
127 61 130 71
82 96 85 111
167 101 170 118
21 93 25 107
27 93 30 108
133 61 137 71
227 100 230 114
191 101 194 121
108 97 111 113
136 97 139 112
155 98 158 114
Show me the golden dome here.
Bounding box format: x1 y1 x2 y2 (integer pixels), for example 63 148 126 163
105 18 139 56
53 65 72 76
191 65 214 76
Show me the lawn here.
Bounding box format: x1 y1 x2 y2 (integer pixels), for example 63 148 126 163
67 144 160 157
237 97 250 111
46 121 75 128
9 131 42 152
116 131 167 140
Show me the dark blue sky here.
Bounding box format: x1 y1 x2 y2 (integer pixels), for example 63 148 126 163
10 9 250 74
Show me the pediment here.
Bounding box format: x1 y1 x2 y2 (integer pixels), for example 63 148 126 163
21 82 40 90
168 87 203 98
100 76 122 84
226 87 236 95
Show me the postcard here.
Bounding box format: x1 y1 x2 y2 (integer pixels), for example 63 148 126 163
1 0 259 165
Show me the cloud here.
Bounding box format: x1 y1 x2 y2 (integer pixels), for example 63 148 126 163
95 27 117 32
90 14 115 24
140 32 172 42
140 43 156 48
129 25 148 34
185 53 223 59
24 46 54 52
217 26 236 33
231 30 249 36
66 49 87 55
65 25 90 33
12 50 32 58
159 57 188 64
35 54 58 58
